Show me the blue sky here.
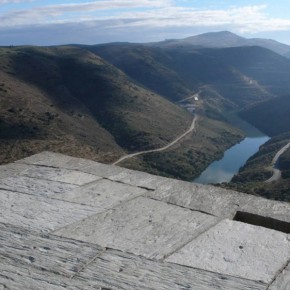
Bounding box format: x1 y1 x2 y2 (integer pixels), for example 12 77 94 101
1 0 290 45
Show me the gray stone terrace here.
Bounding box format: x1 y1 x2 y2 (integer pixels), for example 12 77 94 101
0 151 290 289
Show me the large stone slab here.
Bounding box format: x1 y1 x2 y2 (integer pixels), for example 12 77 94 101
0 223 103 278
146 179 251 217
0 258 107 290
21 165 101 185
0 189 99 233
166 219 290 283
0 163 31 179
75 249 267 290
16 151 97 170
82 163 170 190
0 176 78 197
54 197 217 259
105 169 170 190
82 162 132 179
268 262 290 290
239 195 290 223
52 178 147 208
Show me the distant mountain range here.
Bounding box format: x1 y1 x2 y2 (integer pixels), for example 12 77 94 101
91 42 290 108
150 31 290 57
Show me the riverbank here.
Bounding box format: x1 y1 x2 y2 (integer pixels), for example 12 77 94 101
193 114 269 184
119 116 244 181
223 131 290 202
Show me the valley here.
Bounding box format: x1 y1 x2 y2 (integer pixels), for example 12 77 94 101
1 31 290 201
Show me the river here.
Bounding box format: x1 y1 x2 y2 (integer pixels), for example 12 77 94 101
193 114 270 184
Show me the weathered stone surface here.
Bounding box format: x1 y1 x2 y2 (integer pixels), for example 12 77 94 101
0 259 107 290
54 196 217 259
76 249 267 290
166 219 290 283
0 163 31 179
2 152 290 289
53 178 147 208
16 151 97 170
239 195 290 223
106 169 170 190
0 176 78 197
82 163 170 190
82 162 132 179
0 189 99 233
268 262 290 289
21 165 101 185
146 179 252 217
0 223 103 278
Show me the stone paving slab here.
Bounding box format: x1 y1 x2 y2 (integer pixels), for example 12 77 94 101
21 165 101 185
75 249 267 290
0 223 103 278
54 196 217 260
105 169 170 190
166 219 290 284
268 262 290 290
0 258 107 290
81 162 132 179
52 178 148 208
146 179 252 217
16 151 97 170
0 163 31 179
239 195 290 223
0 176 78 197
82 162 170 190
0 189 100 233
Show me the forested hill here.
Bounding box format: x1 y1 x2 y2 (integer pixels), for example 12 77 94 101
0 46 192 164
240 94 290 136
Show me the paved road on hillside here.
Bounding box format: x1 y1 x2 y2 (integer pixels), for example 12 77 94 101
112 115 198 165
265 140 290 183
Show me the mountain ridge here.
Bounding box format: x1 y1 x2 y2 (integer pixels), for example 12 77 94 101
149 31 290 56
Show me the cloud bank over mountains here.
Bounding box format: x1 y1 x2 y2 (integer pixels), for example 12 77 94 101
1 0 290 45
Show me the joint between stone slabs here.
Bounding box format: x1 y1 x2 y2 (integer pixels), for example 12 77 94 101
145 195 217 217
102 177 155 192
15 161 61 170
0 186 98 209
69 247 107 280
160 217 222 262
266 258 290 289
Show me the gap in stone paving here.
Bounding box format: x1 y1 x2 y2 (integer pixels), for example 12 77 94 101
234 211 290 234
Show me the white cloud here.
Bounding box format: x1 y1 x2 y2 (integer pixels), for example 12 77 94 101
0 0 171 27
1 1 290 45
0 0 34 3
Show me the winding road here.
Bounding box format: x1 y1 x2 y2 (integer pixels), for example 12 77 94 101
112 115 198 165
265 140 290 183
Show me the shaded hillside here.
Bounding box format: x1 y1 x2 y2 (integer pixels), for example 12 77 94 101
87 44 193 102
202 46 290 97
0 46 192 163
240 94 290 136
90 44 290 108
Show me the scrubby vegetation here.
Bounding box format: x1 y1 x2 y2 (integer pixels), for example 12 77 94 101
223 131 290 201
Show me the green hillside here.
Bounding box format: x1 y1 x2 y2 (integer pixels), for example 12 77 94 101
224 131 290 201
90 44 290 108
240 94 290 136
0 46 192 163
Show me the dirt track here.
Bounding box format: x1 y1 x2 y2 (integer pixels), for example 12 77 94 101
112 115 198 165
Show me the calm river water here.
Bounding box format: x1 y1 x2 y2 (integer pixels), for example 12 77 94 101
193 115 270 184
